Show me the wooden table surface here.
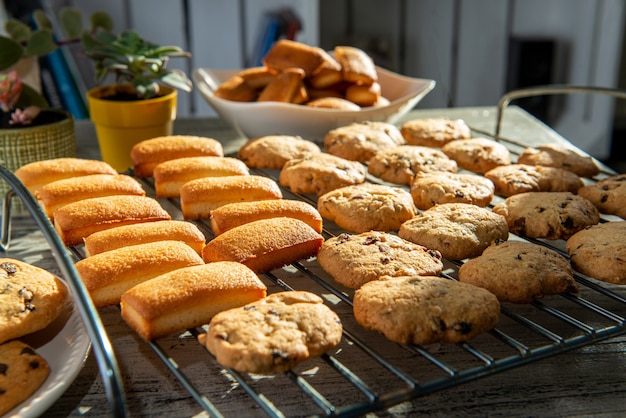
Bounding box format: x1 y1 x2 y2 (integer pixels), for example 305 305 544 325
3 106 625 417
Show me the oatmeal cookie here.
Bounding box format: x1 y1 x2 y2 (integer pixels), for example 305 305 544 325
368 145 457 185
237 135 321 169
410 171 495 209
324 121 405 163
317 231 443 289
353 275 500 345
398 203 509 260
441 137 511 174
577 174 626 220
517 143 600 178
484 164 584 197
458 240 578 303
198 291 342 374
492 192 600 240
400 117 471 147
317 183 416 232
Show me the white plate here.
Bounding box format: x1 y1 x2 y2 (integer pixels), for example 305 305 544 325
193 66 435 140
5 297 91 417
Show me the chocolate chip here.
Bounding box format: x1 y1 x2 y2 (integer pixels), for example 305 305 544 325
600 194 608 203
0 262 17 275
29 360 41 370
453 321 473 334
0 363 7 375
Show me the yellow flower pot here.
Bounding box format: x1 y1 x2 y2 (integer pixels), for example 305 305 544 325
87 84 177 172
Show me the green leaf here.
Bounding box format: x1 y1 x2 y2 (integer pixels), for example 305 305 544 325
4 19 32 43
15 84 49 109
32 10 53 31
59 8 83 39
160 70 192 92
0 36 24 71
90 11 114 32
24 30 57 56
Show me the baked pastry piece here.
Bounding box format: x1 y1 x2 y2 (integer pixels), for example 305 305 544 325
14 157 117 193
410 171 495 209
36 173 145 219
53 195 171 246
209 199 323 236
400 117 471 147
484 164 584 197
577 174 626 219
121 262 267 340
130 135 224 178
279 153 366 196
317 183 416 233
317 231 443 289
492 192 600 240
0 340 50 416
75 240 204 308
258 68 307 103
398 203 509 260
83 220 206 256
367 145 457 185
180 175 283 220
202 217 323 273
213 75 258 102
353 275 500 345
263 39 326 77
458 240 578 303
308 50 342 89
345 81 381 107
306 97 360 110
237 66 279 89
517 143 600 178
335 45 378 86
324 121 405 163
441 137 511 174
0 258 68 344
198 290 342 374
153 156 249 198
566 222 626 285
237 135 321 170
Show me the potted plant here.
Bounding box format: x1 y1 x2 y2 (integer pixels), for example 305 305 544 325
82 24 192 171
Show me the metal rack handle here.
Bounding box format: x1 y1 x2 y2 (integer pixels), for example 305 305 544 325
495 84 626 139
0 166 128 417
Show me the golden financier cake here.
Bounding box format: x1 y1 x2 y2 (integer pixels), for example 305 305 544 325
317 183 416 233
130 135 224 177
577 174 626 220
400 117 471 147
180 175 283 220
258 67 307 103
0 340 50 416
459 241 578 303
409 171 495 210
209 199 323 236
121 262 267 340
53 195 171 246
75 240 204 308
306 97 361 110
492 192 600 240
14 157 117 193
353 275 500 345
324 121 405 163
368 145 458 185
517 143 600 178
202 217 324 273
335 45 378 86
0 258 68 344
36 173 145 219
566 222 626 285
83 220 206 257
237 135 322 170
198 290 342 374
484 164 584 197
153 156 249 198
317 231 443 289
263 39 326 77
441 137 512 174
279 153 367 196
398 203 509 260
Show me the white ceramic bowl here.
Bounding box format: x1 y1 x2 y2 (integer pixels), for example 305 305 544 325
193 67 435 140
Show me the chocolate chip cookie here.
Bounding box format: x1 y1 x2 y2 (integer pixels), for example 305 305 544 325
485 164 584 197
324 121 405 163
441 137 511 174
517 143 600 178
410 171 495 209
577 174 626 220
237 135 321 169
368 145 457 185
400 117 471 147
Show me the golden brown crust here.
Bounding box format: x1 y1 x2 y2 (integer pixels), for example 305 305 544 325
334 45 378 85
202 217 324 273
305 97 361 110
517 144 600 178
214 75 258 102
75 240 204 308
262 39 326 77
210 199 323 235
237 135 321 170
83 220 206 256
345 82 381 107
53 195 171 246
401 118 471 147
120 262 267 340
14 158 117 193
257 68 307 103
308 50 342 89
153 156 249 198
180 175 283 220
130 135 224 178
36 174 145 219
237 66 279 90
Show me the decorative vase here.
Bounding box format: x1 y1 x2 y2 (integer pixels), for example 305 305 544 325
0 109 75 214
86 84 177 172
